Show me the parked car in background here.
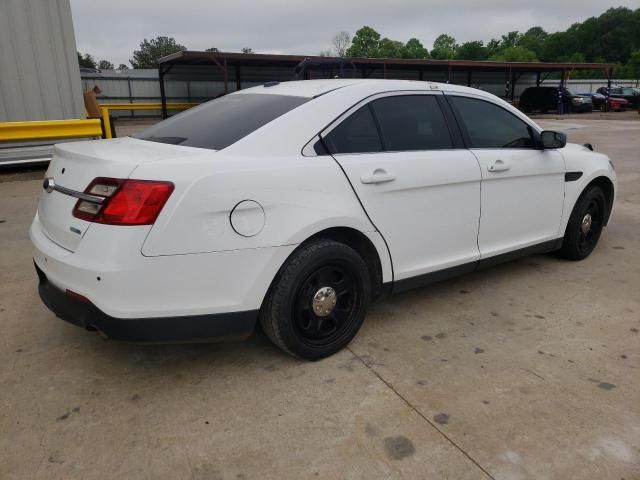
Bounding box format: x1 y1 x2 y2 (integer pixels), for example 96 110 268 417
31 79 616 360
596 86 640 109
587 92 629 111
519 86 593 114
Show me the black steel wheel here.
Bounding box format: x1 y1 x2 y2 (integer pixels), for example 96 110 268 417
260 239 371 360
557 185 607 260
293 264 359 346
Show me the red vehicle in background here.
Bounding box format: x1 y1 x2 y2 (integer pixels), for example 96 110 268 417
588 93 629 111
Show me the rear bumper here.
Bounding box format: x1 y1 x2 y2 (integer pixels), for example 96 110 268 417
35 262 257 342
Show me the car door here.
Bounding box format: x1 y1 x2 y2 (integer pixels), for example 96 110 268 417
320 92 482 286
446 94 566 259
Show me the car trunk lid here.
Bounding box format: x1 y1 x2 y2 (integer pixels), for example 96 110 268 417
37 137 198 252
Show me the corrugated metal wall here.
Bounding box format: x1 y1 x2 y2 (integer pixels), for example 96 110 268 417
82 69 639 117
0 0 84 122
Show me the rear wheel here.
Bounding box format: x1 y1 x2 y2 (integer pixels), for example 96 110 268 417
260 239 371 360
557 186 606 260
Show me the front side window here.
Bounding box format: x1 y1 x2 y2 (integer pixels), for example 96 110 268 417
450 96 536 149
134 93 309 150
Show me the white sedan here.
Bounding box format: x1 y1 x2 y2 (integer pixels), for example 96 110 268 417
31 79 616 360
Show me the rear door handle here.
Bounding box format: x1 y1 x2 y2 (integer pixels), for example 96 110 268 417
487 159 510 172
360 168 396 184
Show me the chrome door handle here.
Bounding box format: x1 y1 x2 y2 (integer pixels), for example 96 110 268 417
360 168 396 184
487 160 510 172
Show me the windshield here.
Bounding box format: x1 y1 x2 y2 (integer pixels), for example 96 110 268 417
134 93 309 150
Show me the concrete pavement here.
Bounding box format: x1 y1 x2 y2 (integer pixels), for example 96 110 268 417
1 119 638 479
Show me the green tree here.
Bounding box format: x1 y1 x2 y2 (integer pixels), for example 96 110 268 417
241 47 253 54
401 38 430 59
518 27 547 58
455 41 488 60
568 52 586 63
378 38 404 58
346 26 381 57
486 38 502 57
625 49 640 78
205 47 219 52
500 31 522 49
489 46 538 62
130 36 186 68
539 31 572 62
77 51 96 69
98 60 114 70
117 64 129 70
524 26 547 40
430 34 457 60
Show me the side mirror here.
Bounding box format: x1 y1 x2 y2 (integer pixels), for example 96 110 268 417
540 130 567 149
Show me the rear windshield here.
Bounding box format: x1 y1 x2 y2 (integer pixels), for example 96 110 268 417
134 93 309 150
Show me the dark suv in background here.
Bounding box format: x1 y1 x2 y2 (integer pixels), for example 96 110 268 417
519 86 593 113
596 86 640 109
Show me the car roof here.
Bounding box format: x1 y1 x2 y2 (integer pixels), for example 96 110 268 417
235 78 494 100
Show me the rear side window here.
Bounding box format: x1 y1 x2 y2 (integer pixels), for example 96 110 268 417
370 95 452 151
450 96 536 149
322 94 451 154
322 105 382 154
134 93 309 150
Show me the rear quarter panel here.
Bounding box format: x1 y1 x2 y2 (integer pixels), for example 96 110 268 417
135 153 392 281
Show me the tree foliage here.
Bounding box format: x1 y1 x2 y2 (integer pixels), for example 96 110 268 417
455 41 487 61
340 7 640 77
489 46 538 62
117 64 129 70
98 60 114 70
346 26 382 57
77 51 96 69
625 49 640 78
402 38 430 59
130 36 186 68
431 34 458 60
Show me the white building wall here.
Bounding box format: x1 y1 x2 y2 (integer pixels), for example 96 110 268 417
0 0 84 122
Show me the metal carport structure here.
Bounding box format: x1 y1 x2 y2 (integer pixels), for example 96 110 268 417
157 51 616 118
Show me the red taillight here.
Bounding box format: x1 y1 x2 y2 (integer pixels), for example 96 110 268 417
72 178 174 226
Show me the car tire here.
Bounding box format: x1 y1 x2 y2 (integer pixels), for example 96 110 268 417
557 185 607 261
260 239 371 360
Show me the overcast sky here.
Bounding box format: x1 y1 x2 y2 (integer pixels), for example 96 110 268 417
70 0 638 66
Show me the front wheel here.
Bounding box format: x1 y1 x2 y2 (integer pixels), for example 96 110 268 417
557 186 607 260
260 239 371 360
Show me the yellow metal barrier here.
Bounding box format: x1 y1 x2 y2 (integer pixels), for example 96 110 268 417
100 103 199 139
0 119 102 142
